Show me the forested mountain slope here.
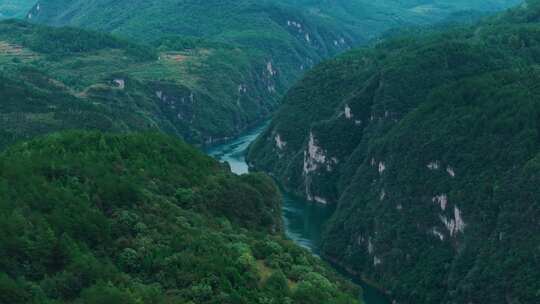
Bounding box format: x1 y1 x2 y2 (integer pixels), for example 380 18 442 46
0 131 361 304
28 0 522 43
28 0 523 83
0 20 285 148
247 2 540 303
26 0 521 144
27 0 358 144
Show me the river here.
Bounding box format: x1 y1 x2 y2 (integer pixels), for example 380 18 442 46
205 123 390 304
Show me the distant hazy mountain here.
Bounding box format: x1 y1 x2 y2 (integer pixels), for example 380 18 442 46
28 1 523 43
23 0 521 144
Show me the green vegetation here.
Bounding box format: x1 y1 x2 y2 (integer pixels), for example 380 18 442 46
27 0 364 147
25 0 521 146
0 1 533 303
30 0 522 45
0 131 361 303
29 0 522 88
248 2 539 303
0 20 282 148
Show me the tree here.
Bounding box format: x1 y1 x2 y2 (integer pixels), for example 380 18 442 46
264 270 290 298
0 274 29 304
80 283 136 304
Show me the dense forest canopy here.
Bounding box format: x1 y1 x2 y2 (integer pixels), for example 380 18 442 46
248 1 539 303
0 131 362 304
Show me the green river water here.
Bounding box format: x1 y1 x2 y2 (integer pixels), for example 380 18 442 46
206 124 390 304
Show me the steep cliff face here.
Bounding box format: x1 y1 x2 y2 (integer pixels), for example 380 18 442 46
248 3 539 303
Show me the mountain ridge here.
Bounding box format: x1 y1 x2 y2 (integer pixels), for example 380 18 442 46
26 0 359 144
247 2 540 303
0 19 285 148
24 0 522 145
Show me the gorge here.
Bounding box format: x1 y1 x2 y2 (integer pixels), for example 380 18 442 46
247 2 540 303
206 123 390 304
0 1 537 303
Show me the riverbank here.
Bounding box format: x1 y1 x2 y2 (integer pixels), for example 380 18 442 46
205 122 269 175
204 122 391 304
